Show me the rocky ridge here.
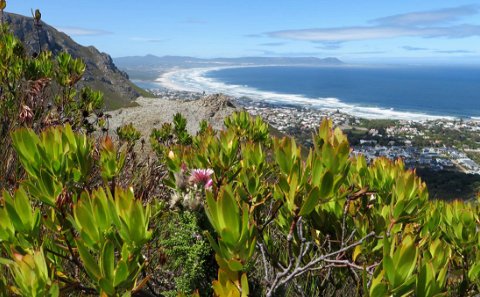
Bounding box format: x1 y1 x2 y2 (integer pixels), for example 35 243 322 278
108 93 240 139
4 12 143 109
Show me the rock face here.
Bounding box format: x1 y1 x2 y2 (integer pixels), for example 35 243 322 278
4 12 141 109
109 94 240 141
200 94 236 117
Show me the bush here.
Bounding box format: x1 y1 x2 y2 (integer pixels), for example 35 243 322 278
0 125 152 296
2 11 480 295
0 24 105 189
161 112 480 296
156 211 214 296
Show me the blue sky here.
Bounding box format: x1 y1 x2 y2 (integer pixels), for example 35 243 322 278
5 1 480 63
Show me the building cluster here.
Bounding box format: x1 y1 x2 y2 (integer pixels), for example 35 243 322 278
244 104 480 175
148 88 205 101
244 104 358 132
352 146 480 174
149 88 480 175
386 119 480 139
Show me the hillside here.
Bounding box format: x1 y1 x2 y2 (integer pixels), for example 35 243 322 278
4 12 147 109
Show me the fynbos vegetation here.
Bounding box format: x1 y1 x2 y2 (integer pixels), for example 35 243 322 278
1 7 480 296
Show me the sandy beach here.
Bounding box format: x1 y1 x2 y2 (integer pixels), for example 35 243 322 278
153 66 457 122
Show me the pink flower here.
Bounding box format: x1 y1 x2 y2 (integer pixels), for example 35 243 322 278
189 168 214 189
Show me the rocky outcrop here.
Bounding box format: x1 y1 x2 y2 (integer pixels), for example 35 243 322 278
109 94 240 142
200 94 236 117
4 12 142 109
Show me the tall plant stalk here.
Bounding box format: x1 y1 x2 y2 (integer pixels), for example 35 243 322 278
0 0 6 26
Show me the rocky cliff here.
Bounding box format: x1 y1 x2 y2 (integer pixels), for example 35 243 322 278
4 12 144 109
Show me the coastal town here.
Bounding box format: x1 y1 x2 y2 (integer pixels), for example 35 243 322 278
244 101 480 175
146 88 480 176
152 88 480 176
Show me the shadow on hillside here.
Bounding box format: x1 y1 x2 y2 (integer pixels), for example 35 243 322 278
416 168 480 201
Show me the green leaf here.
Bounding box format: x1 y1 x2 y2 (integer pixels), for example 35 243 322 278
393 200 406 220
370 270 387 297
0 258 14 265
49 284 60 297
395 236 418 285
99 278 115 296
468 262 480 280
352 245 362 262
76 240 101 280
416 261 434 297
219 187 240 240
383 237 396 286
114 260 129 287
227 259 244 272
383 254 395 287
319 170 334 198
101 241 115 281
241 273 249 297
299 187 320 216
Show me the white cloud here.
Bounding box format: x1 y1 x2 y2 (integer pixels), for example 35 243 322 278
259 42 286 46
269 25 480 42
266 5 480 44
435 49 474 54
371 5 479 26
57 26 112 36
402 46 430 51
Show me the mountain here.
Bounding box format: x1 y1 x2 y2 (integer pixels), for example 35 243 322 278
4 12 147 109
115 54 343 68
114 55 343 79
114 55 343 82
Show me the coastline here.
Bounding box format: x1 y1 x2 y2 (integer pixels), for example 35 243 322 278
154 66 470 122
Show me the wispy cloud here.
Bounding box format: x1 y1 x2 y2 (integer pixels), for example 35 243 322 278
57 27 112 36
259 42 285 46
250 49 323 57
371 5 478 26
401 46 474 54
435 49 474 54
315 42 342 50
268 25 480 42
130 37 167 43
182 17 207 24
402 46 430 51
349 51 387 55
266 5 480 43
245 34 263 38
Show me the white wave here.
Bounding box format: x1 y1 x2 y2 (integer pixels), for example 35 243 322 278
155 66 457 121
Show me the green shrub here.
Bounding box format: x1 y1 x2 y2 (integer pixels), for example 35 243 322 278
0 24 105 188
0 125 152 296
162 112 480 296
157 211 213 296
2 7 480 294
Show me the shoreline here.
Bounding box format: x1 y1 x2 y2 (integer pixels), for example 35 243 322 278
154 66 476 122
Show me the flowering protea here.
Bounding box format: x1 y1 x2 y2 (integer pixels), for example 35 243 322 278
189 168 214 189
19 105 33 122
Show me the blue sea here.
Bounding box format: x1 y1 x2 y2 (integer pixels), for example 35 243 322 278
159 65 480 120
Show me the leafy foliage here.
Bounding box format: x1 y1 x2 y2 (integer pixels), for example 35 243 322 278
0 25 105 188
0 125 152 296
2 11 480 295
156 211 213 296
162 112 480 296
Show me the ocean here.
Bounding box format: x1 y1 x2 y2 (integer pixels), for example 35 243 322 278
156 65 480 120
